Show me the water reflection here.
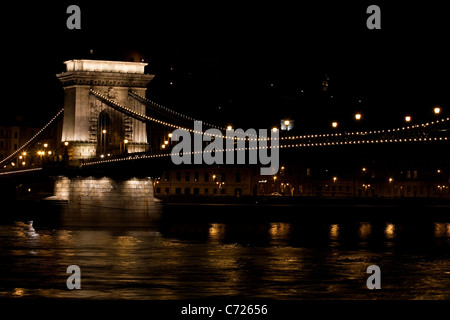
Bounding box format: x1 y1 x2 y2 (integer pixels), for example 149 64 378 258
209 223 226 242
434 222 450 238
385 223 396 239
1 203 450 300
358 223 372 240
329 224 339 241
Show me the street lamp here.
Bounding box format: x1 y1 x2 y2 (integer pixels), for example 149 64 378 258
101 130 107 155
354 113 362 120
332 121 338 128
434 107 441 115
405 115 411 122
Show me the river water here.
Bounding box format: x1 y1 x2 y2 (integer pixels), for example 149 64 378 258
0 200 450 301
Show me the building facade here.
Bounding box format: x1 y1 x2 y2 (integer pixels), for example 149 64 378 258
155 164 450 199
0 123 39 163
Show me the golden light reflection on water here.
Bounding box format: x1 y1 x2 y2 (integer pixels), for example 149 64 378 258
12 288 25 297
358 223 372 239
115 235 142 247
269 222 291 240
385 223 396 239
434 222 450 237
330 224 339 240
209 223 226 242
2 207 450 300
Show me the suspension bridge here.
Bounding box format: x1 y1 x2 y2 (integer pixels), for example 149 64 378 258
0 59 448 208
1 59 448 173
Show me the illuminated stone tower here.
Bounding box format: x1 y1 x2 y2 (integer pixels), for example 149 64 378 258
57 59 154 160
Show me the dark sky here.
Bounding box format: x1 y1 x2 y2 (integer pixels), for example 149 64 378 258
3 1 449 132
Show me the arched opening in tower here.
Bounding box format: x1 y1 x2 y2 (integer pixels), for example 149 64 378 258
97 110 125 156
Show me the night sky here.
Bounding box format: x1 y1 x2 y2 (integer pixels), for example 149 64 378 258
3 1 449 133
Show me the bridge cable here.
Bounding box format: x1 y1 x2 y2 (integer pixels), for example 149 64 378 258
0 108 64 167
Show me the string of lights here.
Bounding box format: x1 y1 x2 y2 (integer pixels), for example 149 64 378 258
129 91 226 131
281 117 450 141
2 91 447 170
126 91 450 143
81 134 449 167
91 89 268 141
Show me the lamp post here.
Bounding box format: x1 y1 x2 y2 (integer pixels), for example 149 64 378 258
102 130 107 156
124 139 128 154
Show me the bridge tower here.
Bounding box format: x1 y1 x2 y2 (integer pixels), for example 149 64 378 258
57 59 154 160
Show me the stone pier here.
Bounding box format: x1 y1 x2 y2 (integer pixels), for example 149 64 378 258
54 176 154 211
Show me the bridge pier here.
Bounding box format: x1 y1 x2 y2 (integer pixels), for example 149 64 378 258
53 176 155 211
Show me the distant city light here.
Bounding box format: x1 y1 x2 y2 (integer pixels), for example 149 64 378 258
434 107 441 115
355 113 362 120
332 122 338 128
405 116 411 122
